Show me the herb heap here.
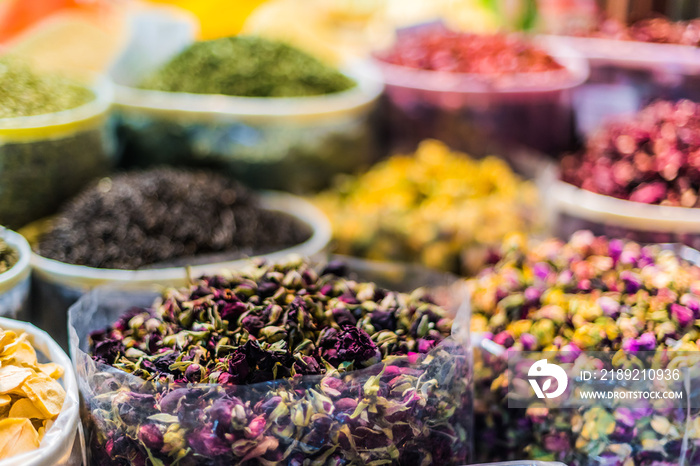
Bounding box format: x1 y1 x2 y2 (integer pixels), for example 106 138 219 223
377 27 564 75
0 327 66 460
0 238 17 274
470 231 700 464
561 100 700 207
138 36 356 97
37 168 311 269
85 259 471 465
316 140 540 275
0 56 93 118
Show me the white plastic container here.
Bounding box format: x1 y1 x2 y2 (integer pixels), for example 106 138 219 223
0 317 82 466
373 31 589 157
110 13 384 193
0 78 115 229
539 164 700 247
0 228 31 319
28 192 331 348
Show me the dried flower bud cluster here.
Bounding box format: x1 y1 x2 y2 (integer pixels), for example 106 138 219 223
83 259 471 465
470 231 700 464
586 16 700 46
561 100 700 207
316 140 540 275
378 26 564 75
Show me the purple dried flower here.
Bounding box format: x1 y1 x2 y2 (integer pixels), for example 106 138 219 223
188 426 230 456
138 424 163 451
331 308 356 326
334 326 380 366
417 339 436 353
370 311 396 331
671 303 694 327
519 333 537 351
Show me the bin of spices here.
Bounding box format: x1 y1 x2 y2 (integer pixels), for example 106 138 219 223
549 99 700 248
372 24 588 157
0 228 31 319
315 140 542 276
469 230 700 464
23 168 331 348
112 34 384 193
0 316 82 465
0 56 115 229
69 256 472 465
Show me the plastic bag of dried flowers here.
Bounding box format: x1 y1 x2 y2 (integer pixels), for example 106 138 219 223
68 257 471 465
469 230 700 464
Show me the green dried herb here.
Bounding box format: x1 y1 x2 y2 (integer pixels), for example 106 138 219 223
0 238 17 274
0 57 93 118
138 36 356 97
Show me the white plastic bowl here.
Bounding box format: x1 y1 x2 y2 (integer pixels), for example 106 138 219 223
0 228 31 319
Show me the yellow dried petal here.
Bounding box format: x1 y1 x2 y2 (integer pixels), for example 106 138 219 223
0 418 40 459
0 366 33 394
8 398 47 420
1 335 38 368
21 375 65 419
38 363 64 380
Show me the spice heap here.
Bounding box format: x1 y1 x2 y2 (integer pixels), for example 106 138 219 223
561 100 700 207
0 327 66 460
138 36 356 97
585 16 700 46
84 259 471 465
470 231 700 463
0 238 17 274
37 168 311 269
377 26 564 75
0 57 93 118
316 140 540 275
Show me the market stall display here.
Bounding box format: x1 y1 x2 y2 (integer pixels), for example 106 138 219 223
549 99 700 248
373 25 588 156
24 168 331 348
0 317 81 465
69 257 472 465
0 228 31 319
0 57 115 229
470 231 700 464
316 140 541 276
112 31 383 193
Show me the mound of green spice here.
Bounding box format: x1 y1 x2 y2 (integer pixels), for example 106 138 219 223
0 57 94 118
138 36 356 97
0 237 18 274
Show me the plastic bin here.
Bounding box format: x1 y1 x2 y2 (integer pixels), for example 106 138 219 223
68 256 472 465
0 78 116 229
26 191 330 349
539 165 700 247
109 15 384 193
0 317 82 466
373 34 589 157
0 228 31 319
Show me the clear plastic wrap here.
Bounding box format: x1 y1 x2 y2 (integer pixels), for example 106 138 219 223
110 13 384 193
28 192 331 349
0 228 31 319
0 317 83 466
373 31 589 157
68 258 472 465
0 78 116 229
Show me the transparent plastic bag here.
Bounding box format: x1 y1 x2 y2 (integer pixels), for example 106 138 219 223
0 317 83 466
68 258 472 465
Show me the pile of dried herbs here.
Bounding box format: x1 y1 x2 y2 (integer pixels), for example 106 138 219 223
0 238 17 274
138 36 356 97
37 168 311 269
0 57 93 118
83 259 471 465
